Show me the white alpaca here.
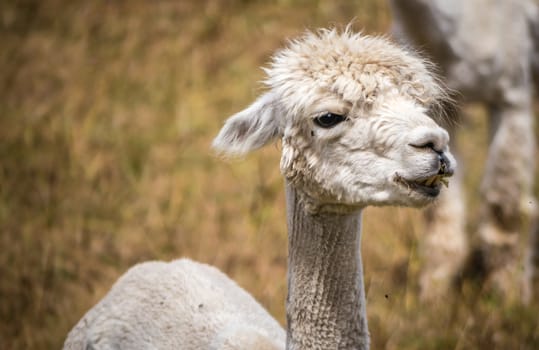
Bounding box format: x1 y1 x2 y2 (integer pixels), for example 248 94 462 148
64 28 455 349
390 0 539 301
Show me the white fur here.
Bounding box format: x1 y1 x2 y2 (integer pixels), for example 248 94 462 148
63 259 285 350
215 29 453 212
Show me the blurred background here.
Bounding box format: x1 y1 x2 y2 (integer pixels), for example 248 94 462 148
0 1 537 349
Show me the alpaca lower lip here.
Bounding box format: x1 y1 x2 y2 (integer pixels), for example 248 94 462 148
410 181 441 197
394 173 445 197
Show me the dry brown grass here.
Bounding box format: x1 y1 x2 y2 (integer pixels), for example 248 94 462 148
0 1 537 349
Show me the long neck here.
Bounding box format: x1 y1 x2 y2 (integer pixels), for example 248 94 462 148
285 183 369 350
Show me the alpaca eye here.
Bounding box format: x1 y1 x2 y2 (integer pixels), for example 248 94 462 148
313 113 347 128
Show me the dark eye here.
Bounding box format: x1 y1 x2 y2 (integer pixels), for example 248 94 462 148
313 113 347 128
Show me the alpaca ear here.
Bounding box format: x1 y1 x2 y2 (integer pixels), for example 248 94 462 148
212 92 281 156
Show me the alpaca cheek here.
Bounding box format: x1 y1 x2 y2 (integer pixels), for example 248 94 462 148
279 143 296 179
280 140 308 185
280 127 316 178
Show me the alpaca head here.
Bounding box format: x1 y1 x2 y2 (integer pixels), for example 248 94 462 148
213 28 455 212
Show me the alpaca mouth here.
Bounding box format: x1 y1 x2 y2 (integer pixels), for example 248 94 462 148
394 173 449 197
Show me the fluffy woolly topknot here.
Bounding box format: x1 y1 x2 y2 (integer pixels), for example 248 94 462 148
264 28 447 118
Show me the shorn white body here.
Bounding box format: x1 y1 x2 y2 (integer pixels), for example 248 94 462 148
390 0 539 301
64 28 455 349
63 259 285 350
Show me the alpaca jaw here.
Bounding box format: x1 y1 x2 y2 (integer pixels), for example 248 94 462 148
278 151 457 212
394 172 452 201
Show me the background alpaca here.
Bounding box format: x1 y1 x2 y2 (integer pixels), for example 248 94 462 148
64 28 455 349
390 0 539 301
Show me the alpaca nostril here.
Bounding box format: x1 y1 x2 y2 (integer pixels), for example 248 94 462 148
409 141 442 154
409 142 435 150
408 125 450 154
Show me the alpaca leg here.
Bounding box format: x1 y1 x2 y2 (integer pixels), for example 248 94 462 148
475 99 536 299
523 211 539 304
419 124 468 301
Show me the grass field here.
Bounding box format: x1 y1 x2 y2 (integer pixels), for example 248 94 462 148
1 1 538 349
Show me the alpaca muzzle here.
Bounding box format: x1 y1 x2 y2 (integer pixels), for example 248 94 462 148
437 152 453 177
